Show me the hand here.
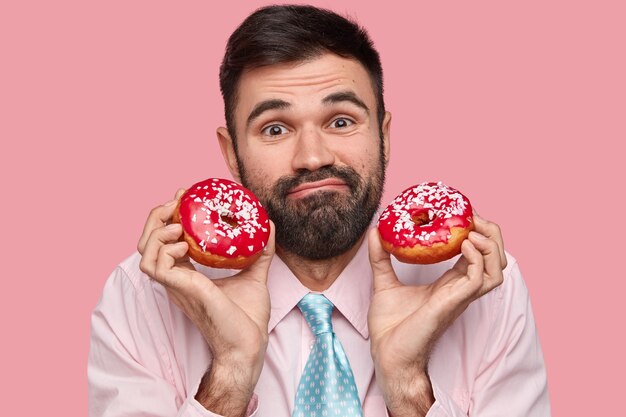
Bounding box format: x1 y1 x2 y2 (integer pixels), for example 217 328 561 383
137 189 276 415
367 214 506 417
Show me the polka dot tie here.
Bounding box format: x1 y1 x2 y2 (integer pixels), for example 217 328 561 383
293 293 363 417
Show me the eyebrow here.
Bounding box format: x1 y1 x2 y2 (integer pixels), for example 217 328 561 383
322 91 370 115
246 99 291 128
245 90 370 128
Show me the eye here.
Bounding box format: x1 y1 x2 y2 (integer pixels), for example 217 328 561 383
261 124 289 136
329 117 354 129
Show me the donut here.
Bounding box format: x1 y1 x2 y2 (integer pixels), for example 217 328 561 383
172 178 270 269
377 182 474 264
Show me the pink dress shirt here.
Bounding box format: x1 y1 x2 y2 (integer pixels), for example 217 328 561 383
89 237 550 416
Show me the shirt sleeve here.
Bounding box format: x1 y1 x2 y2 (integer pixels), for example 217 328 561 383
178 394 259 417
425 259 551 417
88 264 258 417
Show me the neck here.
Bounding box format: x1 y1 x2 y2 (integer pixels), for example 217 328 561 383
276 235 366 292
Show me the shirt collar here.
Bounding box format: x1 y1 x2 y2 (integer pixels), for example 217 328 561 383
322 238 372 339
266 256 310 334
266 235 373 339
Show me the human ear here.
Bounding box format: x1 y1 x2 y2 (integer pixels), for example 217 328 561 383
382 111 392 167
216 127 241 182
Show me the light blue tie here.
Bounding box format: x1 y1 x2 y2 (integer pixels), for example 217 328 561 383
293 293 363 417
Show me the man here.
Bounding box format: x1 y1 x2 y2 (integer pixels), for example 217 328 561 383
89 5 550 417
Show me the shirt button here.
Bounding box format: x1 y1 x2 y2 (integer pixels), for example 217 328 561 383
309 340 315 350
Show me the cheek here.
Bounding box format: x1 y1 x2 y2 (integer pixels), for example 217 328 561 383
335 142 381 173
239 153 284 191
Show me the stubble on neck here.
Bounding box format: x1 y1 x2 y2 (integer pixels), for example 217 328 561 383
275 234 367 291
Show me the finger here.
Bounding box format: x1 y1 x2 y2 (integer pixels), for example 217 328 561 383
155 241 220 304
451 251 469 274
139 223 184 278
137 198 180 254
403 241 483 340
156 242 235 322
174 187 186 200
368 228 401 291
154 241 195 289
454 239 484 300
468 231 505 293
242 220 276 284
472 213 507 269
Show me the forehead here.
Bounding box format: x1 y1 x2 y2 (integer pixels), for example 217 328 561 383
234 53 376 122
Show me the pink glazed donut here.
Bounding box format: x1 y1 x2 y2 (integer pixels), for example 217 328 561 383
378 182 474 264
173 178 270 269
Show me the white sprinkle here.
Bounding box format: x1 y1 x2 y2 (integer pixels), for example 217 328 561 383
226 246 237 255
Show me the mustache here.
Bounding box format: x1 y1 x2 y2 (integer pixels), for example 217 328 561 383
273 166 362 197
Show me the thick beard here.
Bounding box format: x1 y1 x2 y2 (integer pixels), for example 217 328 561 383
240 163 385 260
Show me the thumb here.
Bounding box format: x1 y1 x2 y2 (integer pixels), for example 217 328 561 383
174 187 187 200
368 227 401 291
243 220 276 284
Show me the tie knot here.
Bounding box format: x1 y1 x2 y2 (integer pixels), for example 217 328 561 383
297 293 334 335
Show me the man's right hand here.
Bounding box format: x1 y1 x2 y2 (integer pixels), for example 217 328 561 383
137 189 275 416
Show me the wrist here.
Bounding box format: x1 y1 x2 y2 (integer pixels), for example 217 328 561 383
379 368 435 417
195 360 259 417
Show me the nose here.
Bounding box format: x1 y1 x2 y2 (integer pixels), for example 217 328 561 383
291 127 335 172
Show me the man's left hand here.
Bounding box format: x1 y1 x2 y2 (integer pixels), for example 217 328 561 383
367 214 507 417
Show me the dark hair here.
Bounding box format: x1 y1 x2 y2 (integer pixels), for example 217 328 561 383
219 4 385 149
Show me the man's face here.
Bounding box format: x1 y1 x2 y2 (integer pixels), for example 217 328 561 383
219 53 391 260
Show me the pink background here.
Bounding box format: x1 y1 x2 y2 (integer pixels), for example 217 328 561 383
2 0 624 415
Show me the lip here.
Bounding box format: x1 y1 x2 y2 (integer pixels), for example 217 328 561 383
287 178 349 198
